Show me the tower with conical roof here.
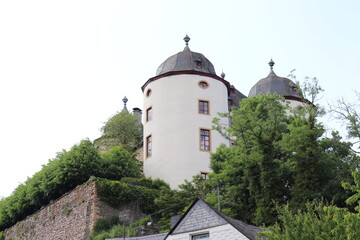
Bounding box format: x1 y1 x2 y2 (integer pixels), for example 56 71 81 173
249 59 305 108
142 35 231 188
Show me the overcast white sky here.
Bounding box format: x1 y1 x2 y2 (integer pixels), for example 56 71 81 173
1 0 359 197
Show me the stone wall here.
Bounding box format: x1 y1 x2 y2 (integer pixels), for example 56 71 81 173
3 181 121 240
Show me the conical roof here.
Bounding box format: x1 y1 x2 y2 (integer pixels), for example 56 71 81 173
248 59 302 99
155 35 216 76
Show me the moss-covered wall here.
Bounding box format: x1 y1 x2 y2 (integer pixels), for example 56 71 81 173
3 181 120 240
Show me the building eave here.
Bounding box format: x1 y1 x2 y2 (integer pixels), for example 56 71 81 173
141 71 231 95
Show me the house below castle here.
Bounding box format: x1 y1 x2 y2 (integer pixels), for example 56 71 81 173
107 198 265 240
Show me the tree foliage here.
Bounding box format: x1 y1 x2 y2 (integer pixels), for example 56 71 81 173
98 110 143 152
210 93 359 226
261 171 360 240
87 216 153 240
330 92 360 153
0 140 142 231
153 175 209 231
260 202 360 240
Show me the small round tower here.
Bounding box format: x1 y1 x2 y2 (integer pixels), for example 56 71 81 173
248 59 305 108
142 36 230 188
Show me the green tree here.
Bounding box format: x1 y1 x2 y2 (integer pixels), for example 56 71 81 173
279 106 326 208
212 93 291 225
330 92 360 153
97 110 142 152
342 171 360 212
210 90 358 226
260 203 360 240
261 171 360 240
153 175 210 231
99 146 142 180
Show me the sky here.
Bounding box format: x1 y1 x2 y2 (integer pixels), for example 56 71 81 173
0 0 359 198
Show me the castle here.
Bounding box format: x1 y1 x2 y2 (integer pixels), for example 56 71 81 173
141 35 304 188
2 35 307 240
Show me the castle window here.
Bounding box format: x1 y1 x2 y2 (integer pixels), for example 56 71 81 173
146 107 153 122
198 81 209 89
200 129 210 151
146 135 152 158
199 100 209 114
146 89 152 97
195 59 203 69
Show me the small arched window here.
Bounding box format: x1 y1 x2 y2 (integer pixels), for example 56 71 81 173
146 89 152 97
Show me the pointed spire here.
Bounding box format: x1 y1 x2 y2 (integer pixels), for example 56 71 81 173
122 96 128 112
268 58 275 70
221 70 226 79
268 59 277 76
183 34 190 51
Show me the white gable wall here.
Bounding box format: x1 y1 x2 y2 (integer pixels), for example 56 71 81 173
166 200 252 240
167 223 250 240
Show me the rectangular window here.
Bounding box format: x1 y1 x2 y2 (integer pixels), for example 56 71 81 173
146 107 153 122
146 135 152 158
200 129 210 151
199 100 209 114
192 233 209 240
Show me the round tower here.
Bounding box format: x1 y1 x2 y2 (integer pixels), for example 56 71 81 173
248 59 305 108
142 36 230 188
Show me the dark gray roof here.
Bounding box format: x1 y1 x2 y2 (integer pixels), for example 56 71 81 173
155 36 216 76
106 232 168 240
200 199 266 240
248 60 302 99
165 198 266 240
229 85 247 109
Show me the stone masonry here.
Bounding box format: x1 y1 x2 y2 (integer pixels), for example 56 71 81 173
3 181 128 240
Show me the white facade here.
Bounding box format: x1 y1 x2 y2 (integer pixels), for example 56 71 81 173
143 73 229 188
167 224 251 240
287 98 306 109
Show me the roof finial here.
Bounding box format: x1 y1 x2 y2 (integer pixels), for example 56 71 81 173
221 70 226 79
122 96 128 111
184 34 190 46
268 58 275 70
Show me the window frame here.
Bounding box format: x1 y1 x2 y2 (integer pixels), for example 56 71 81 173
146 88 152 97
199 128 211 152
146 134 152 158
146 106 153 122
198 80 209 89
198 99 210 115
192 233 210 240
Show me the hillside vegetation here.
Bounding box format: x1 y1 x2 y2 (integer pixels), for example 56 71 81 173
0 140 144 231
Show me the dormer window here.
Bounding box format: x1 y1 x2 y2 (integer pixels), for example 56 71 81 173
194 59 203 69
291 86 298 93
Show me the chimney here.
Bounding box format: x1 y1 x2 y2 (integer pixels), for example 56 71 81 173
133 108 142 124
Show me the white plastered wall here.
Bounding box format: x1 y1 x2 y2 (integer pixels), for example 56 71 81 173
143 74 229 188
166 223 251 240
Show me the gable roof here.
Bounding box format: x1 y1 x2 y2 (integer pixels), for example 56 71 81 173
165 198 265 240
